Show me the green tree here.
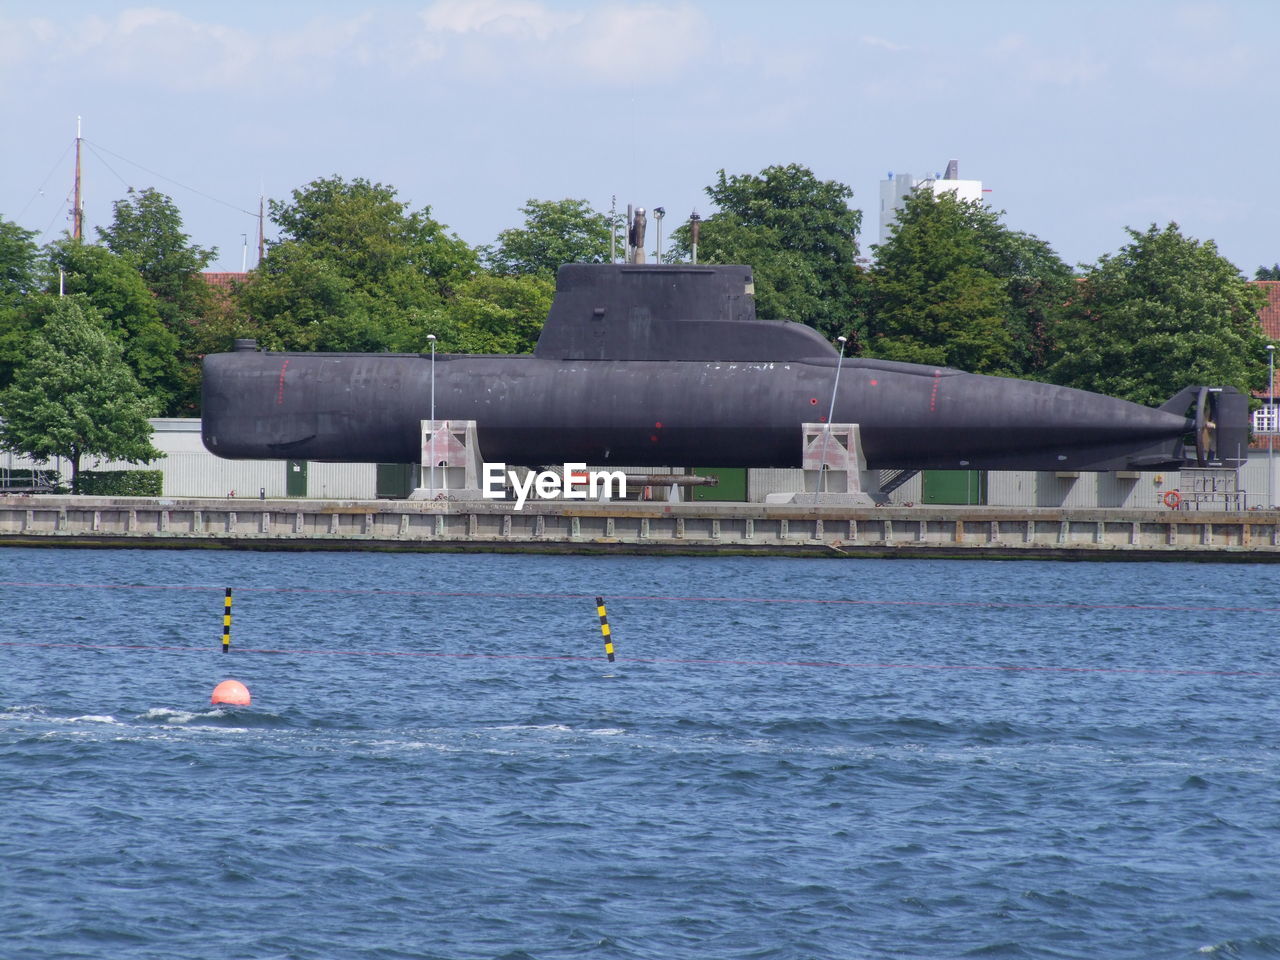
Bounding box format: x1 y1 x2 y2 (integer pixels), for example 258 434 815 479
669 164 865 339
866 190 1020 375
1047 223 1269 406
98 188 218 411
0 218 41 386
0 297 159 493
43 239 183 412
965 207 1075 375
0 217 39 302
236 176 478 353
486 198 612 276
1256 264 1280 281
98 187 216 316
435 274 554 354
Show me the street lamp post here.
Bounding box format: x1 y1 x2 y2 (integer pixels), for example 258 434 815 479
818 336 848 493
427 334 437 492
1259 345 1269 512
825 336 848 424
653 207 665 264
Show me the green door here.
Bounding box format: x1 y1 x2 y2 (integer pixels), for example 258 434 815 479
376 463 416 499
921 470 987 505
286 460 308 497
690 467 748 502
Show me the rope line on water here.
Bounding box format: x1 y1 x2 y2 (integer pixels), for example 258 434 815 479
1 580 1277 616
3 640 1277 679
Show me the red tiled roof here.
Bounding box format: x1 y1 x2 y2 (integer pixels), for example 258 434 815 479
1256 281 1280 338
202 272 248 291
1253 281 1280 398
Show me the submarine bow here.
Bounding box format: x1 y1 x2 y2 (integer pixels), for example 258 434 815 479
202 264 1247 473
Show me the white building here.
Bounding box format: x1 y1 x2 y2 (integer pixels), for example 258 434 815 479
878 158 984 245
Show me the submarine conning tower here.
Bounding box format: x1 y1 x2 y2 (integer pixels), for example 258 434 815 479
532 263 837 362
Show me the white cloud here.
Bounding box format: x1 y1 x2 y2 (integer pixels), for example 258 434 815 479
413 0 710 83
0 16 62 71
420 0 578 39
98 8 257 90
270 13 375 66
414 0 573 63
1 2 714 98
0 7 385 95
860 35 907 53
0 8 257 91
571 3 708 76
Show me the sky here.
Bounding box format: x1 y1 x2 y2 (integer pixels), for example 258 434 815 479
2 0 1277 275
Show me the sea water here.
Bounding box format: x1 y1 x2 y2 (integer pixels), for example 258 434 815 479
2 548 1279 959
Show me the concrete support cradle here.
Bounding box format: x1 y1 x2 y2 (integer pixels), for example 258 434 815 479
410 419 487 502
767 423 876 506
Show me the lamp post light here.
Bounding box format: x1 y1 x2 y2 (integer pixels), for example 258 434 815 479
427 334 437 492
1259 345 1269 512
818 336 848 493
653 207 665 264
826 336 848 424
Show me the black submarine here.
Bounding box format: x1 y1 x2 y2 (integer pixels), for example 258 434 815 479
201 263 1247 473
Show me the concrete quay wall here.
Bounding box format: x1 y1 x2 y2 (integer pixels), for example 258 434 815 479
1 496 1279 561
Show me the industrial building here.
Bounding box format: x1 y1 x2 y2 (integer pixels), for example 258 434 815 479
878 158 984 244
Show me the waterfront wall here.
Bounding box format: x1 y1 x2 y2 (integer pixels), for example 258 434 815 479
2 496 1278 561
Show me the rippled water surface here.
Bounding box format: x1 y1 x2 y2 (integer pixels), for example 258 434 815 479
3 548 1280 959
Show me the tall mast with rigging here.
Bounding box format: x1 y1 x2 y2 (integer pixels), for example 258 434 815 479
71 116 84 240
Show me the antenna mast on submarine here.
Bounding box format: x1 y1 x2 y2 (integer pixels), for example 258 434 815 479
71 116 84 240
257 193 265 266
610 195 617 263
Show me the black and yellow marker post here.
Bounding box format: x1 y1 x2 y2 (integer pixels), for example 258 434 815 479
222 587 232 654
595 596 615 662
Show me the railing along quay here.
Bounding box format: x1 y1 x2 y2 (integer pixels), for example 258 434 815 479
1 496 1278 561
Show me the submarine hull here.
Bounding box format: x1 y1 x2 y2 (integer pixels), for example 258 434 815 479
202 263 1244 474
201 350 1204 472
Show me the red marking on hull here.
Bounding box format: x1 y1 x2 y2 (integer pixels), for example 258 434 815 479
276 359 291 405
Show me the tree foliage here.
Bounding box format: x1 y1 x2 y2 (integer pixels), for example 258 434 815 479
670 164 864 339
98 187 216 317
867 190 1016 375
1046 223 1269 406
966 208 1075 375
98 187 219 413
0 297 159 493
43 239 183 412
486 198 612 277
0 217 39 303
867 190 1073 377
236 176 478 353
0 218 41 387
2 169 1269 434
436 274 554 354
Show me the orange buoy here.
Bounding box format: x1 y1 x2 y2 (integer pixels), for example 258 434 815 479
211 679 251 706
